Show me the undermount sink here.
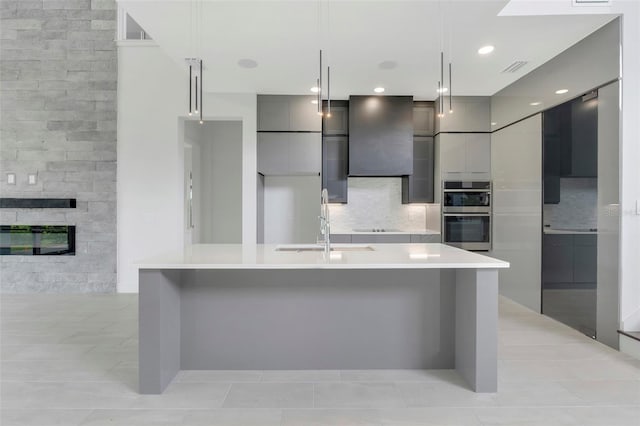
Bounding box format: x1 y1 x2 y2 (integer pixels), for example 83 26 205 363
275 244 374 252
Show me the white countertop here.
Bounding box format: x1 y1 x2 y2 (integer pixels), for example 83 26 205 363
332 230 441 235
137 243 509 270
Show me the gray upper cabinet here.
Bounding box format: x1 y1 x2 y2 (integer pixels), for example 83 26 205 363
402 136 434 203
258 132 321 175
322 135 348 203
413 101 435 136
289 95 322 131
289 133 322 174
257 133 289 175
257 95 321 132
322 100 349 135
435 96 491 133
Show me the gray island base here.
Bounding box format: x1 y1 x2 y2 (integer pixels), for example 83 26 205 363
138 244 508 394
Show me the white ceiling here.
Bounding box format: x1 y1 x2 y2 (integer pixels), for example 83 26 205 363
120 0 616 99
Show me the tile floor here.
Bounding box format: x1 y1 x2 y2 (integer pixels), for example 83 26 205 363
1 294 639 425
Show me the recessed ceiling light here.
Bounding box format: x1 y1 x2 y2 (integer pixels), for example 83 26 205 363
237 58 258 69
437 87 449 93
491 122 497 126
374 87 385 93
555 89 569 94
310 87 320 93
478 45 495 55
530 102 541 106
310 100 318 104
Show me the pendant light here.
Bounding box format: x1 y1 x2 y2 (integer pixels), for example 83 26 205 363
185 0 204 123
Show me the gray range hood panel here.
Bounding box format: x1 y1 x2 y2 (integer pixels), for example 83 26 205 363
348 95 413 176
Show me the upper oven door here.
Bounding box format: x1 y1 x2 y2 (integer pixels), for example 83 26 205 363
442 190 490 212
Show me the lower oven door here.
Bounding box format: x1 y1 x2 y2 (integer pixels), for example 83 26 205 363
442 214 491 251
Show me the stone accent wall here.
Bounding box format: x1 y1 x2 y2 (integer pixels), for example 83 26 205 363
0 0 117 292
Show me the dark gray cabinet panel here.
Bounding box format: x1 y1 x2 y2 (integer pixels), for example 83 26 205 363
322 100 349 135
542 234 573 285
351 234 411 244
322 136 348 203
413 101 435 136
330 234 352 243
573 234 597 283
571 97 598 177
402 136 434 203
543 96 597 200
348 95 413 176
542 233 597 286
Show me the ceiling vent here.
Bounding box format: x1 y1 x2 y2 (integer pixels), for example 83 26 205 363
501 61 528 74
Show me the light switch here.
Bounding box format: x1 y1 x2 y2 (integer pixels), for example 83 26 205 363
28 173 37 185
7 173 15 185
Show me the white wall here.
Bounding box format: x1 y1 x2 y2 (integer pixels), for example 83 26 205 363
117 44 256 293
263 176 320 244
491 114 542 313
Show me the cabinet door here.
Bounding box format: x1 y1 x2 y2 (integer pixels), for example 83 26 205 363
289 133 321 174
570 97 598 177
257 95 290 131
322 136 348 203
542 234 573 285
289 95 322 131
323 102 349 135
465 133 491 176
410 234 441 243
257 133 289 175
330 234 352 243
573 234 597 283
413 102 435 136
405 136 434 203
439 134 466 178
351 234 411 244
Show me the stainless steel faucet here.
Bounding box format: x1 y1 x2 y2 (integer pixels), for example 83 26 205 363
319 188 331 256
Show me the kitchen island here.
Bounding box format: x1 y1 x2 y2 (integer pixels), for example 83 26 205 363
138 244 509 394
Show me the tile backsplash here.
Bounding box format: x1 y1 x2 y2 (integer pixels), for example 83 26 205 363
328 177 440 232
544 178 597 230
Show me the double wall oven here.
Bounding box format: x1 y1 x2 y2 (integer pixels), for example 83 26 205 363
442 181 491 251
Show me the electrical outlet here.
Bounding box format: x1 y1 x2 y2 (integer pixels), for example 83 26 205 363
28 173 37 185
7 173 15 185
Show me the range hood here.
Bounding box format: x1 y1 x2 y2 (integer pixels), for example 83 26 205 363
348 95 413 176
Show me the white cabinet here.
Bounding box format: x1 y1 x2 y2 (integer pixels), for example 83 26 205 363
258 132 321 176
439 133 490 180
